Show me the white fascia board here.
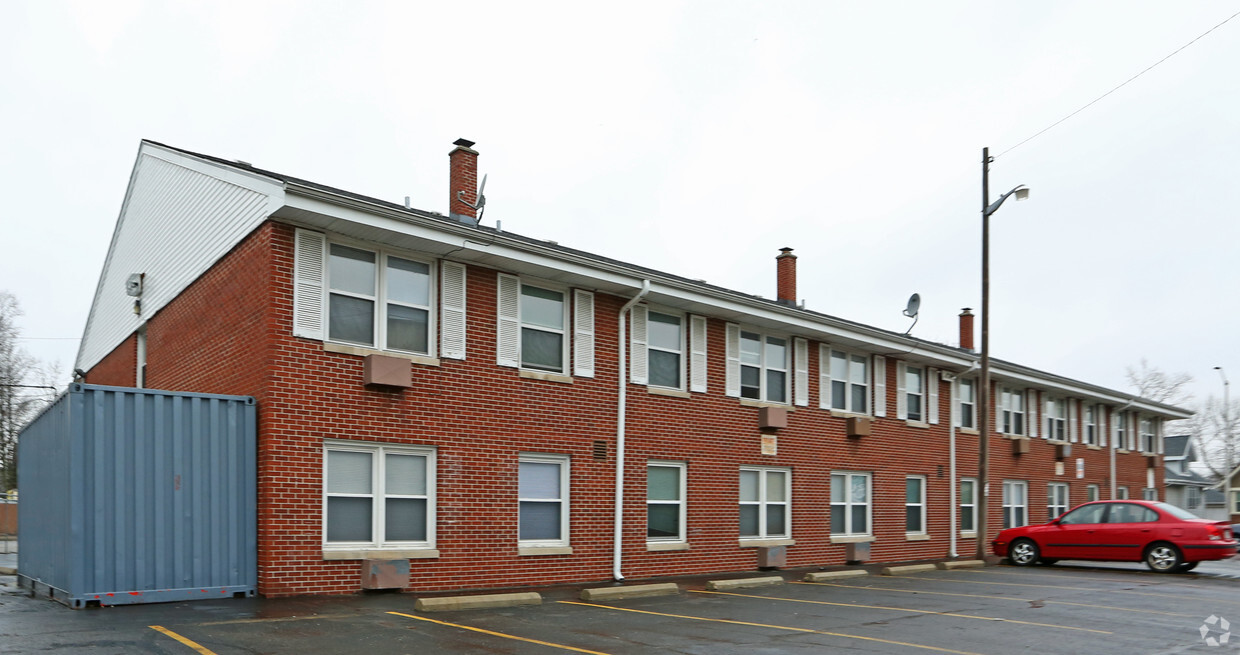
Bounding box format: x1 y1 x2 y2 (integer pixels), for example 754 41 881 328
141 143 287 199
990 367 1192 419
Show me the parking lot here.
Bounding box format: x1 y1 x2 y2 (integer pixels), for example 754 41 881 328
3 560 1240 654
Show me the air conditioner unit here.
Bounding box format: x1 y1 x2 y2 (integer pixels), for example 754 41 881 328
846 417 872 438
1012 438 1030 455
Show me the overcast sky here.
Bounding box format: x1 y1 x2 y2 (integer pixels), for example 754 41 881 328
3 1 1238 410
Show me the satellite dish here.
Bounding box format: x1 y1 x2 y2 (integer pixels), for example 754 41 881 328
456 173 488 222
902 293 920 335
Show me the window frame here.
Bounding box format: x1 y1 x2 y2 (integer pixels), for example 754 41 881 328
906 475 927 535
516 281 570 374
1045 397 1067 442
322 441 436 551
518 453 571 547
1139 417 1157 453
830 471 873 537
1047 482 1069 520
1185 486 1201 510
1142 487 1158 501
1116 485 1129 500
905 365 925 422
1084 404 1098 446
739 467 791 540
646 309 686 390
958 378 976 429
1086 484 1100 503
1002 480 1028 529
646 461 687 544
827 348 870 414
326 241 438 356
1001 387 1026 436
1115 411 1129 449
960 477 978 534
739 330 790 404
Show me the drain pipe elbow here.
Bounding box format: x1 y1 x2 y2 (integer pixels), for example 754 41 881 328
614 279 651 581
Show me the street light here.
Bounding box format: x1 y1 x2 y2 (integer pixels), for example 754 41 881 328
1216 366 1233 474
976 146 1028 561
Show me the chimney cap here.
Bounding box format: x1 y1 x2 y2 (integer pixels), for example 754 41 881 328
453 138 476 148
960 307 973 315
778 247 796 256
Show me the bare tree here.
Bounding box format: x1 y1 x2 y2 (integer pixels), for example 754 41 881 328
0 292 55 492
1186 395 1240 480
1125 358 1194 405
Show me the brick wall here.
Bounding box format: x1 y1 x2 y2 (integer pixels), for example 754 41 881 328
86 219 1173 597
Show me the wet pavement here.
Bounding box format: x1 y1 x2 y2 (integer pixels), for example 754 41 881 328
2 556 1239 654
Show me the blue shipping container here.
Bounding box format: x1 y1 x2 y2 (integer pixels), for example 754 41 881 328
17 384 257 608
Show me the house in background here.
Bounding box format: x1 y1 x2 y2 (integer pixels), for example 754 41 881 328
1162 435 1225 520
1224 463 1240 524
71 139 1192 598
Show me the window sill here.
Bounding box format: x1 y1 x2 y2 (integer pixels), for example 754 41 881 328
324 342 440 367
647 542 691 552
518 546 573 556
829 409 872 420
829 535 875 544
519 370 574 384
739 398 791 409
322 548 439 560
959 531 977 539
905 420 930 429
648 387 691 399
1118 449 1131 454
958 427 979 435
905 533 931 541
1086 445 1102 450
738 538 795 548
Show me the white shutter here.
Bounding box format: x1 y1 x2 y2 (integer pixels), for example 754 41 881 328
1028 390 1039 438
928 368 940 424
1099 405 1107 447
725 323 741 397
896 361 908 420
1110 407 1119 449
440 261 467 359
496 273 520 367
995 385 1003 432
689 315 707 393
1068 400 1078 443
873 355 886 417
1156 418 1164 454
950 378 960 427
1043 396 1052 439
819 345 831 410
573 290 595 377
629 304 648 384
293 229 327 340
793 338 809 407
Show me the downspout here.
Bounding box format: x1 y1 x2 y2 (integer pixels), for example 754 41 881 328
943 361 978 559
614 279 651 581
1112 397 1136 499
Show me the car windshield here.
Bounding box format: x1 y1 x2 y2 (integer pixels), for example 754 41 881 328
1152 502 1200 521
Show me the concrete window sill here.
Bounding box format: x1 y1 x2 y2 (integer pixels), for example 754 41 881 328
905 533 931 541
648 387 691 399
322 548 439 560
647 542 691 552
828 535 875 544
518 546 573 556
519 370 573 384
324 342 440 367
738 538 795 548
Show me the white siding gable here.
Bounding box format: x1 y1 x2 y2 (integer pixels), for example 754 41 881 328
77 144 283 371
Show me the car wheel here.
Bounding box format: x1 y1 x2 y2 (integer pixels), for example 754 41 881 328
1177 561 1199 572
1144 543 1183 573
1009 538 1040 566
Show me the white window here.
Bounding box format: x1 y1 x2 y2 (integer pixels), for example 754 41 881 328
1002 480 1028 529
519 454 570 546
739 467 790 539
327 243 435 354
1139 418 1157 453
1001 388 1025 435
831 472 871 536
825 348 869 414
958 379 976 429
1142 487 1158 501
1231 489 1240 514
960 478 977 533
519 284 567 372
647 462 686 543
1186 486 1202 510
906 476 927 534
1084 405 1098 446
1045 398 1066 441
739 331 789 403
1116 486 1129 500
905 366 925 422
1047 483 1069 520
324 442 435 549
1086 484 1100 503
1115 411 1129 449
647 311 684 389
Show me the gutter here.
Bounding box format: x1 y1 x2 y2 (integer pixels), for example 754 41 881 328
613 280 651 581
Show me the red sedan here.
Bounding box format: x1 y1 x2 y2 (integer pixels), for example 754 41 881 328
992 500 1238 573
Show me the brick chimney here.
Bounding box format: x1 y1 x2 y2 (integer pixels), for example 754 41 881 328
776 247 797 306
449 138 478 223
959 308 975 351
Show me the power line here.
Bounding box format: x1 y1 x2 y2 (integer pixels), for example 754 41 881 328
997 9 1240 159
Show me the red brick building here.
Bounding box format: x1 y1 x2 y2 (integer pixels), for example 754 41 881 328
76 139 1190 597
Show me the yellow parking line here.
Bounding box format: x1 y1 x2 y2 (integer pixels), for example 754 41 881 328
886 575 1240 606
149 626 217 655
790 581 1194 617
559 601 986 655
387 611 611 655
691 589 1111 634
